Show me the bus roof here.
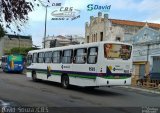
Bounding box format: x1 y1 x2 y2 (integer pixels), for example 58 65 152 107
28 41 132 54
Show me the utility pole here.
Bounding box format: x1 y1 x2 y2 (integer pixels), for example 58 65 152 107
38 0 50 48
43 5 48 48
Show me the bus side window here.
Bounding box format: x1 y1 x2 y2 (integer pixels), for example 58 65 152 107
33 53 38 63
2 57 4 63
3 57 6 63
2 57 3 63
52 51 62 63
87 47 98 64
74 48 87 64
45 51 52 63
3 57 7 63
27 55 32 65
62 49 73 64
38 52 44 63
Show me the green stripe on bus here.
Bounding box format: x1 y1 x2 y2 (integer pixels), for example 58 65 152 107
68 74 96 79
37 71 47 74
26 70 96 79
103 76 129 79
51 72 61 76
27 70 129 80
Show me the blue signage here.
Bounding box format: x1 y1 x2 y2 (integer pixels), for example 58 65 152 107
87 4 111 12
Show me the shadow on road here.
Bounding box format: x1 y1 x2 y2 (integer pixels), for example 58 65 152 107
0 69 3 73
0 69 24 75
69 86 124 97
30 80 123 97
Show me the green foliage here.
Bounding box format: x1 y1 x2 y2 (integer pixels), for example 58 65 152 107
3 49 11 55
0 0 51 32
1 0 34 32
0 25 5 38
7 47 39 56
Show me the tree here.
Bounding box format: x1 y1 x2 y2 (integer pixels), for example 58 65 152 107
0 0 52 32
10 47 39 55
0 24 5 38
0 0 34 32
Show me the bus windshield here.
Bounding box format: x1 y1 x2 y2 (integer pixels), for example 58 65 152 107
8 55 22 62
104 43 132 60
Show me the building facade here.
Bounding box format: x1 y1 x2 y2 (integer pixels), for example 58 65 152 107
0 34 32 57
44 35 85 48
125 25 160 80
85 12 160 43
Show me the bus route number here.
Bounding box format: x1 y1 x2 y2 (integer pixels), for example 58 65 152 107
89 67 95 71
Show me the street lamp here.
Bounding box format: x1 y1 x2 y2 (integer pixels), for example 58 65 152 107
38 0 50 48
43 5 48 48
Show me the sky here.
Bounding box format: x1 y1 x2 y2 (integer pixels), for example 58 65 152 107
17 0 160 47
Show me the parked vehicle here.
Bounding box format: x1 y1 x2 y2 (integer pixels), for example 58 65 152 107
1 54 24 73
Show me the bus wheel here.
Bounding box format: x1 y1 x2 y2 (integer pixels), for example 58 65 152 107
32 71 38 82
61 75 69 89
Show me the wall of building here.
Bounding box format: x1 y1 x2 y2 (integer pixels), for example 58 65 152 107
0 38 5 57
85 14 106 43
85 13 136 43
0 35 32 58
85 13 160 44
128 26 160 80
44 35 85 48
3 38 32 50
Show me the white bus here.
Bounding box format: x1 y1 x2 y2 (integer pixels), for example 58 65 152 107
26 41 132 88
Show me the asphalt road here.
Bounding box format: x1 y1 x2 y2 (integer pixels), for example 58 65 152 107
0 69 160 113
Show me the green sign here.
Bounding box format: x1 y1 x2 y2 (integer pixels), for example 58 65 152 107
9 55 22 62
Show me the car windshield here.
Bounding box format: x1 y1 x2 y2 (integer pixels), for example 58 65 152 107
104 43 132 60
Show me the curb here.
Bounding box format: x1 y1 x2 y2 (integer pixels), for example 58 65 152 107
119 86 160 94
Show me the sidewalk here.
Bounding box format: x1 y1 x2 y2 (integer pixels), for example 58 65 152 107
120 86 160 94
